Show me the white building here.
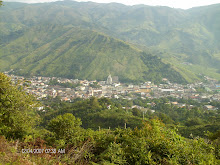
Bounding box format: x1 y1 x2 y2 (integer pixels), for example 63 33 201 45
106 74 113 85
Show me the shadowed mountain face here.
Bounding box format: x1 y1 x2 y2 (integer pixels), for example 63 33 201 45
1 1 220 82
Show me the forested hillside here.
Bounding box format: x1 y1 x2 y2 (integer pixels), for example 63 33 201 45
1 1 220 81
0 24 186 83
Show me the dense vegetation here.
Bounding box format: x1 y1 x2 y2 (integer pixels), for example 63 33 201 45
0 73 219 164
0 73 39 139
41 95 220 140
1 1 220 82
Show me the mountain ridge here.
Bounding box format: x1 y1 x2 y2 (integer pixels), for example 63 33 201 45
0 24 187 83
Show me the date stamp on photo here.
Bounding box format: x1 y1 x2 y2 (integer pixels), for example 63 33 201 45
22 148 65 154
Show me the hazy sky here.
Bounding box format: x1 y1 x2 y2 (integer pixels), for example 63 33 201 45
4 0 220 9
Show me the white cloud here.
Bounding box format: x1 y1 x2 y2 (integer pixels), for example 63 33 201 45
4 0 220 9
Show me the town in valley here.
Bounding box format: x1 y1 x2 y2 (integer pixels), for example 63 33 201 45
5 70 220 112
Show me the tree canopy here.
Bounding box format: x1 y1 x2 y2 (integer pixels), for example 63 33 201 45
0 73 39 139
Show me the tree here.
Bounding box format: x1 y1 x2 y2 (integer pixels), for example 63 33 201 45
0 73 39 139
132 108 142 117
47 113 82 140
185 118 203 127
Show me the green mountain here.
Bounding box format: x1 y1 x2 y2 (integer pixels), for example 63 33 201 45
1 1 220 81
0 24 186 83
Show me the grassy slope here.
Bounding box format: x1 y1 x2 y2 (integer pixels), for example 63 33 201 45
0 24 186 83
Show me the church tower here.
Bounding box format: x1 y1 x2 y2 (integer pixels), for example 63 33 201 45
106 74 113 85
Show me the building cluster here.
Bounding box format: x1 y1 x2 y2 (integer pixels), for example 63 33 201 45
5 73 220 108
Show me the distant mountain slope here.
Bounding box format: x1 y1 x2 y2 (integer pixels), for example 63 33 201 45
0 24 186 83
1 1 220 81
188 4 220 43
